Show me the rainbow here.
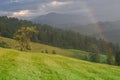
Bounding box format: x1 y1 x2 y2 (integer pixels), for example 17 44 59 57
81 0 114 56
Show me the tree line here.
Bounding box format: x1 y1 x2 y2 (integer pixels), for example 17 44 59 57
0 16 120 65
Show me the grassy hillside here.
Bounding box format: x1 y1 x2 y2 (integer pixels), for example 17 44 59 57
0 47 120 80
67 49 107 63
0 37 107 63
0 37 74 57
0 37 90 59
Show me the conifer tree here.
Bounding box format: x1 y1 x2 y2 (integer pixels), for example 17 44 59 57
115 51 120 65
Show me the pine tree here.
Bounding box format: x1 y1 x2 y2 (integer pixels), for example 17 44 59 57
115 51 120 65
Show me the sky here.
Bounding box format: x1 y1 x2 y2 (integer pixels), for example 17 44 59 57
0 0 120 21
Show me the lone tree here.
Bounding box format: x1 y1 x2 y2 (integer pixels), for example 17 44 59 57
14 27 38 51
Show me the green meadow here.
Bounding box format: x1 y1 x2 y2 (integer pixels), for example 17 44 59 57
0 47 120 80
0 37 107 63
0 37 75 57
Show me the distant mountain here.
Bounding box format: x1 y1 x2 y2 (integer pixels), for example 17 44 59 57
31 13 120 44
31 12 92 28
67 22 120 34
67 21 120 44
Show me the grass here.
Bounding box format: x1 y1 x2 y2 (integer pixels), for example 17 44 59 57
0 47 120 80
0 36 108 63
0 37 75 57
67 49 107 63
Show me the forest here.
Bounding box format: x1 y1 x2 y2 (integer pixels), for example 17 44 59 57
0 16 119 65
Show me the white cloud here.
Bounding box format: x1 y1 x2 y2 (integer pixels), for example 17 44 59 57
10 0 19 3
3 0 90 19
11 10 32 17
35 1 73 15
47 1 71 7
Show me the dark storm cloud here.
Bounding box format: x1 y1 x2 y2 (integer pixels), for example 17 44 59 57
0 0 120 21
85 0 120 21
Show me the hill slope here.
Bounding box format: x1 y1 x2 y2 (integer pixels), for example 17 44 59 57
0 47 120 80
0 36 108 63
0 37 90 60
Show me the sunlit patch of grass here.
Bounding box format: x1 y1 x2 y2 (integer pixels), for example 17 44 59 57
0 37 75 57
67 49 107 63
0 47 120 80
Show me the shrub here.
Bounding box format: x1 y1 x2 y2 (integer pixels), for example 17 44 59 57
45 50 48 53
0 41 11 48
52 50 56 54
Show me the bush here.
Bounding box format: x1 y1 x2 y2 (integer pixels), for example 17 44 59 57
90 53 100 62
52 50 56 54
41 50 44 53
45 50 48 53
0 41 11 48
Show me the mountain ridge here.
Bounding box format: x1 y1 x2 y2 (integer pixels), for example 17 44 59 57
31 13 120 45
31 12 92 27
32 12 120 44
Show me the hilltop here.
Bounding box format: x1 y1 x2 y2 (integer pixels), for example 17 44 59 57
32 12 92 27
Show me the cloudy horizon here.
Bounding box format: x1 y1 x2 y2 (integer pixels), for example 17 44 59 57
0 0 120 21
